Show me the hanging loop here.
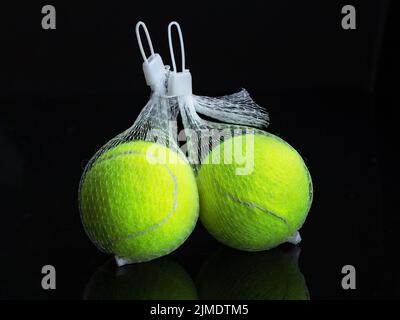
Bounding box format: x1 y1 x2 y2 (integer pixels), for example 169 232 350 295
168 21 186 72
135 21 155 62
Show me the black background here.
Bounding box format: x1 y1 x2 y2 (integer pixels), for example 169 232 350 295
0 0 398 300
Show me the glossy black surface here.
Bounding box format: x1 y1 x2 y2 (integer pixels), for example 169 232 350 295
0 0 398 299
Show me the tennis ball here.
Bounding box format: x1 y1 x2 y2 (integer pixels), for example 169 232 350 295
197 133 312 251
196 247 309 300
84 257 198 300
79 140 199 263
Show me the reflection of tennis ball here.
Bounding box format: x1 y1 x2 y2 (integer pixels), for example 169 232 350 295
85 257 198 300
196 247 309 300
79 141 199 263
197 133 312 251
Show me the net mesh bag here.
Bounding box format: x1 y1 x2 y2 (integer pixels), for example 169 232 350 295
78 23 198 266
175 89 269 170
166 22 313 251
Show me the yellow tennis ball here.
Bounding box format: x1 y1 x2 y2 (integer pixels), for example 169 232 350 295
197 133 312 251
79 141 199 263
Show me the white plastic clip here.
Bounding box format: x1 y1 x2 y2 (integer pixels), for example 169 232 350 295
287 231 302 245
167 21 192 97
135 21 166 87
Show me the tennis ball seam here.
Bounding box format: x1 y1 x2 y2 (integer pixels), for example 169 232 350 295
86 149 179 247
223 191 289 226
212 179 289 227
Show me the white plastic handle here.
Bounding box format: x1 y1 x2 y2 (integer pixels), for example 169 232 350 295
135 21 155 62
168 21 186 72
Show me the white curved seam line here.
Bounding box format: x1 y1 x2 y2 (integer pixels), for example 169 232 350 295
223 192 288 225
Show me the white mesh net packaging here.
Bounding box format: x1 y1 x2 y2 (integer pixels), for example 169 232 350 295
78 23 199 266
166 22 313 252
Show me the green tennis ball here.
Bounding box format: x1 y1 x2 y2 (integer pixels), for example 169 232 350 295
197 133 312 251
84 257 198 300
196 247 309 300
79 141 199 263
